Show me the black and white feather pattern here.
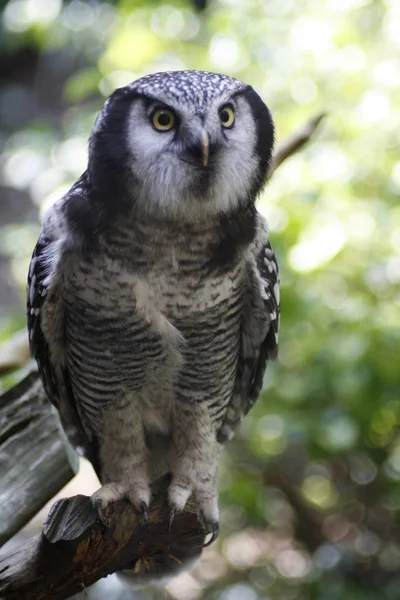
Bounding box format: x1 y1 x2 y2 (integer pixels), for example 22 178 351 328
27 195 100 474
217 238 280 443
27 234 58 401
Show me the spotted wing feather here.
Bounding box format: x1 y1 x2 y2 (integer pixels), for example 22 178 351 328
217 238 280 443
27 198 100 474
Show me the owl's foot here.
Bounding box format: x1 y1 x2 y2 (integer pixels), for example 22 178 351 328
202 518 219 547
197 491 219 545
168 474 219 544
91 480 151 526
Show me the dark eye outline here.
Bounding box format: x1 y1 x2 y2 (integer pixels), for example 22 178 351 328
151 108 176 132
219 104 235 129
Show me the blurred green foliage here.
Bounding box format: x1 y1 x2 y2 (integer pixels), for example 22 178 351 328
1 0 400 599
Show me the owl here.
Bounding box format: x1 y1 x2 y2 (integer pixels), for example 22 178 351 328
27 71 280 547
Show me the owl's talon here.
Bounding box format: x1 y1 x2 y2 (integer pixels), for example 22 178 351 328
202 520 219 547
91 497 112 527
169 505 178 534
139 501 149 523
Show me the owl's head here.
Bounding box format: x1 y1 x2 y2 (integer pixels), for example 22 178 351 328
89 71 274 221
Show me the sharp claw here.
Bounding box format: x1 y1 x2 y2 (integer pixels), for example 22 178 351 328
169 505 177 534
91 498 111 527
139 501 148 523
202 521 219 547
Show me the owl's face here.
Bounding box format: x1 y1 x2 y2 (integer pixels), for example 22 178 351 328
89 71 274 221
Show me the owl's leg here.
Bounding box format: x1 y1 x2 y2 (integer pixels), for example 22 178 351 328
169 402 220 538
91 398 151 521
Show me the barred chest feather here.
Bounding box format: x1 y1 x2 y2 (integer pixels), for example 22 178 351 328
62 215 249 434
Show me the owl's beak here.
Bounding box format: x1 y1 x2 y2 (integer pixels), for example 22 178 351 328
200 128 209 167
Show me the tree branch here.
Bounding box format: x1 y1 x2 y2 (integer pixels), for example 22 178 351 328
0 475 206 600
0 372 78 546
268 112 326 177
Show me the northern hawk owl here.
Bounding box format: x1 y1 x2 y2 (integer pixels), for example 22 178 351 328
27 70 280 549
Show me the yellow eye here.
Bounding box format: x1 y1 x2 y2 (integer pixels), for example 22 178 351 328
152 109 176 131
219 105 235 128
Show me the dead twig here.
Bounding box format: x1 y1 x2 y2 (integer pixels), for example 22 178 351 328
268 112 326 177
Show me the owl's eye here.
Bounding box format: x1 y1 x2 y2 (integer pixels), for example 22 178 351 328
219 105 235 128
152 109 176 132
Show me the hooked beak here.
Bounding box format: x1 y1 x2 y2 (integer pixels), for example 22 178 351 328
200 128 209 167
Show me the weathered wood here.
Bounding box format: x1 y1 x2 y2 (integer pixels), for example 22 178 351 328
0 372 79 546
0 475 206 600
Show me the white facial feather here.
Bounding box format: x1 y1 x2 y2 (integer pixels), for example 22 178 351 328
126 93 260 221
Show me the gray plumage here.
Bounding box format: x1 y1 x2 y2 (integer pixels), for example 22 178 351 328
27 70 280 552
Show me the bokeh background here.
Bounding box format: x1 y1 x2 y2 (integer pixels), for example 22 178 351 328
1 0 400 598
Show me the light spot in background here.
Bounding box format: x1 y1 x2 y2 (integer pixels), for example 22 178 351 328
374 60 400 88
334 333 369 362
313 543 341 570
318 415 359 452
338 44 366 72
390 227 400 253
386 256 400 284
30 168 64 206
263 0 294 16
356 90 392 125
391 162 400 190
149 54 187 74
258 414 285 441
259 204 289 233
379 543 400 571
197 548 229 581
63 0 95 31
385 444 400 480
274 548 311 579
320 274 348 310
327 0 371 10
218 583 258 600
289 220 347 273
52 137 88 175
151 6 199 40
262 488 295 527
3 150 48 189
0 224 41 259
291 78 317 105
323 515 351 542
3 0 61 32
384 4 400 47
223 530 269 568
208 35 242 70
349 454 377 485
99 22 164 72
354 530 381 556
302 474 337 508
290 17 334 54
255 414 286 455
167 573 202 600
220 504 247 530
309 144 353 182
347 210 376 241
249 566 276 590
99 71 139 96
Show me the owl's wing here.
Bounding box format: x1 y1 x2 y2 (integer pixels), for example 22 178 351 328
27 195 100 475
217 234 280 443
